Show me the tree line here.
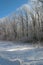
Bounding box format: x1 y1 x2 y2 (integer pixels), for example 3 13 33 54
0 0 43 42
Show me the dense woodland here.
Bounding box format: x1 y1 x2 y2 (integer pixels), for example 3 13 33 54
0 0 43 42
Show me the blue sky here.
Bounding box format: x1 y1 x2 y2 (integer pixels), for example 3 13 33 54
0 0 29 18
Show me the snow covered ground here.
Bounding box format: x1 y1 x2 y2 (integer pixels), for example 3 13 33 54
0 41 43 65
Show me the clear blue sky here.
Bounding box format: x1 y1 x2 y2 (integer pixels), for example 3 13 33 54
0 0 28 18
